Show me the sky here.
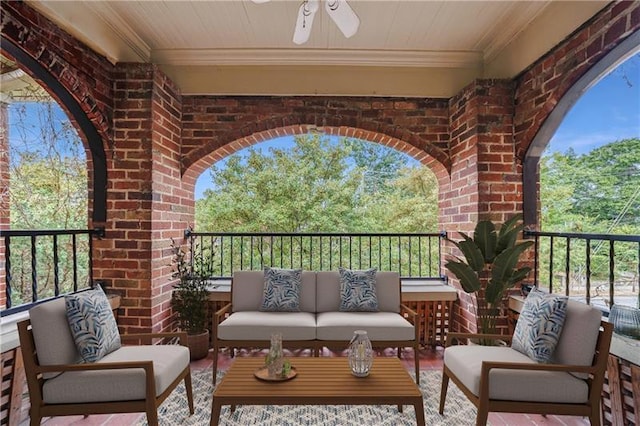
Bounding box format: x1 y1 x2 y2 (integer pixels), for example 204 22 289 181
197 53 640 199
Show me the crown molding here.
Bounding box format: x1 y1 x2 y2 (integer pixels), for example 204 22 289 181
152 48 483 68
82 1 151 62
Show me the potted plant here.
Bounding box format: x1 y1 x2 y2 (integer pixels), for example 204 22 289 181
445 215 534 341
170 238 210 360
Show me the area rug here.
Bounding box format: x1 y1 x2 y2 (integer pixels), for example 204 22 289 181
138 368 483 425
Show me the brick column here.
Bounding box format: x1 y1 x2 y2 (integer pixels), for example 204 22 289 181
444 79 522 334
94 64 190 334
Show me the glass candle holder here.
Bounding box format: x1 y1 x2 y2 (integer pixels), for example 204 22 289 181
348 330 373 377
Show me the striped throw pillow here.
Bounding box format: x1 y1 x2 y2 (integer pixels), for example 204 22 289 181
260 267 302 312
65 286 121 362
511 288 568 363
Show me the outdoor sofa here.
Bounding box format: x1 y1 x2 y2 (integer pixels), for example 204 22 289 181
211 269 420 384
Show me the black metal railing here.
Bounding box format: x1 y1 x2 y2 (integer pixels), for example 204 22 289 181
525 230 640 310
0 228 105 317
185 230 446 280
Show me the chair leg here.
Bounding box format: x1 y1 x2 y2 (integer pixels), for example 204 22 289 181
146 408 159 426
476 405 489 426
589 402 601 426
212 344 219 385
185 369 195 415
438 369 449 414
414 342 420 385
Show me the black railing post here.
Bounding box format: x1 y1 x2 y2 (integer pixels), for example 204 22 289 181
609 240 615 306
586 239 591 305
53 235 60 296
565 237 570 297
5 236 11 309
31 235 37 302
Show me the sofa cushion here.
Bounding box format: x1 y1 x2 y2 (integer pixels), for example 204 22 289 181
42 344 189 404
29 298 81 379
317 271 401 313
232 270 316 312
552 299 603 379
339 268 379 312
444 345 589 403
65 286 121 362
218 311 317 340
511 288 568 363
260 267 302 312
316 312 414 341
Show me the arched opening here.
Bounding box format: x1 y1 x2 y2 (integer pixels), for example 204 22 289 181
522 30 640 227
1 39 107 223
194 133 441 233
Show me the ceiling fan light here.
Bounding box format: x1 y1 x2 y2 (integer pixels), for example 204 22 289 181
325 0 359 39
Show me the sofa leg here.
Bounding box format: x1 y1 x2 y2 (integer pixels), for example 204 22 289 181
212 345 219 385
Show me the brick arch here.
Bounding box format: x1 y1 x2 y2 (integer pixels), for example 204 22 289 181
514 2 639 160
182 123 451 191
1 1 115 222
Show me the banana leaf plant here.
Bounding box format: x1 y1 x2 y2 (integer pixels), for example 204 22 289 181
445 215 534 339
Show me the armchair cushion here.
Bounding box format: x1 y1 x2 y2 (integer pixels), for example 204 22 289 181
553 300 604 379
511 288 567 363
339 268 379 312
42 344 189 404
444 345 589 403
29 298 81 379
260 267 302 312
65 286 121 362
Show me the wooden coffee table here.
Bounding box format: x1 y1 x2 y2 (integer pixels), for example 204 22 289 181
210 357 425 426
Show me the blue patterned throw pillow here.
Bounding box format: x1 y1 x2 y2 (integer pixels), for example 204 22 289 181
511 288 568 363
65 286 121 363
260 267 302 312
339 268 379 312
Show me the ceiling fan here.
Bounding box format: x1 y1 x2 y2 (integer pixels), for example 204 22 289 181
252 0 360 45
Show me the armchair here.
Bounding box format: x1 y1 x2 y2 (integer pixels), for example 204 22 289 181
439 299 613 426
17 297 194 426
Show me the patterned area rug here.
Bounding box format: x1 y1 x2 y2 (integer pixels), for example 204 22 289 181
139 367 482 426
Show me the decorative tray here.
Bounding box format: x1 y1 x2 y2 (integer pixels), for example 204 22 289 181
254 366 297 382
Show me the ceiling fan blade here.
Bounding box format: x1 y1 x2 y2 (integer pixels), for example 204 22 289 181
325 0 360 39
251 0 271 3
293 0 320 45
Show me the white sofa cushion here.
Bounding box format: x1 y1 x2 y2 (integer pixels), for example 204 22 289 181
217 311 317 340
316 312 414 341
42 344 189 404
232 270 316 312
444 345 589 403
316 271 401 313
29 298 82 379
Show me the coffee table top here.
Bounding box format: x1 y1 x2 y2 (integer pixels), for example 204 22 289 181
214 357 421 400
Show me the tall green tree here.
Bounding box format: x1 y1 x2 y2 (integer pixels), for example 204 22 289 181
195 135 440 233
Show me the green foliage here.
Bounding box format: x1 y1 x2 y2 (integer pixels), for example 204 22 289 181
540 139 640 289
195 135 439 233
169 239 210 334
6 99 90 306
445 215 533 334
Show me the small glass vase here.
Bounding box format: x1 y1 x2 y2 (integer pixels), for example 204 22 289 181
266 332 284 377
348 330 373 377
609 304 640 340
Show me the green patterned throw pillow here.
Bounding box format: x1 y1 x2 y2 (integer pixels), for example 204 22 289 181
511 288 568 363
65 286 121 362
339 267 379 312
260 267 302 312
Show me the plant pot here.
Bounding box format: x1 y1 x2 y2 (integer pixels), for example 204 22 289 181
187 329 210 360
